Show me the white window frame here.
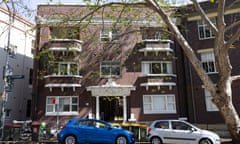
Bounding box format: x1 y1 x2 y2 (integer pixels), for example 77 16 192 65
141 61 173 76
100 29 120 42
55 62 79 75
200 51 217 74
143 95 176 114
100 61 120 78
204 89 218 111
198 18 216 40
46 96 79 116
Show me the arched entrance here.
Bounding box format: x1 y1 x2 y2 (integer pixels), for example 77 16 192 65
87 79 135 122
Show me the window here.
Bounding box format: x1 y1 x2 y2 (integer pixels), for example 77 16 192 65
100 29 120 42
154 121 169 129
141 61 173 75
46 96 78 115
101 61 120 77
142 30 161 40
198 18 216 40
204 89 218 111
143 95 176 114
29 69 33 85
50 62 79 75
171 121 192 130
31 40 35 54
50 27 79 39
200 52 217 73
141 27 168 40
26 100 31 117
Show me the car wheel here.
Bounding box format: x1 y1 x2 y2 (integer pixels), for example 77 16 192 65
64 135 77 144
199 138 212 144
150 137 162 144
115 135 128 144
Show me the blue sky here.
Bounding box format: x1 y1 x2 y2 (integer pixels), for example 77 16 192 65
27 0 84 10
21 0 84 21
21 0 202 22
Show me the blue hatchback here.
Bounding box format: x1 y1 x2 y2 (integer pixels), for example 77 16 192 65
57 118 135 144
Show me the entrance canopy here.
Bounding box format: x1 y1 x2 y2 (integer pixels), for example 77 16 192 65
86 79 135 122
86 79 135 96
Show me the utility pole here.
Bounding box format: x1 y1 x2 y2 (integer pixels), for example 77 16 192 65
0 0 15 140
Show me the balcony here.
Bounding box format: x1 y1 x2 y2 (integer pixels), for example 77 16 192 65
48 39 83 52
139 39 173 56
140 75 176 91
44 75 82 92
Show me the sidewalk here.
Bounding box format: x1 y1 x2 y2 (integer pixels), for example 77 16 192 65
0 139 233 144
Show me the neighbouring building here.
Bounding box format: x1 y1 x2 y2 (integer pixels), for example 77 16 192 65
0 6 35 123
178 0 240 124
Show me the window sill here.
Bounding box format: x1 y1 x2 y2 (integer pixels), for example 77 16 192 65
46 112 79 116
44 75 83 78
206 72 218 75
141 74 176 77
143 111 176 114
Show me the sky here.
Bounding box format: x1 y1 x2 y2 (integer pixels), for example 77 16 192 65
22 0 84 22
14 0 204 22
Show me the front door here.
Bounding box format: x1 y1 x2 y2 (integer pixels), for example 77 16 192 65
100 97 123 122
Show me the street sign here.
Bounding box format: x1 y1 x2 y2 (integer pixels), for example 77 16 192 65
11 75 24 79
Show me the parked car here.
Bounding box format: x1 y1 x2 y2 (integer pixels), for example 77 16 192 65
57 118 135 144
147 120 221 144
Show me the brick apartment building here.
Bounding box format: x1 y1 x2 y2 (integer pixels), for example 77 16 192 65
33 1 240 127
178 0 240 124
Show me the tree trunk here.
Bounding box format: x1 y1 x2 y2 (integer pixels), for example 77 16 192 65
215 92 240 143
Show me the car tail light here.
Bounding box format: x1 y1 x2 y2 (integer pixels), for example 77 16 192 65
148 127 152 133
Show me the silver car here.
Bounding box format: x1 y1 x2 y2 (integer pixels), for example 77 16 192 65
147 120 221 144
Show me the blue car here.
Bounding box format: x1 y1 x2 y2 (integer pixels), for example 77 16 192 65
57 118 135 144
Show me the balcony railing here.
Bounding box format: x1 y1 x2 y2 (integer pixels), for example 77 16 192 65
48 39 83 52
140 75 176 91
44 75 82 91
139 39 173 56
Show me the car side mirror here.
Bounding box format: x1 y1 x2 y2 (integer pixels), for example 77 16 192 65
190 128 196 132
107 126 113 130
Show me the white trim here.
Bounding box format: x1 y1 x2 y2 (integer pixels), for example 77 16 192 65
49 47 82 52
141 39 173 43
139 47 173 52
45 83 81 87
141 82 176 90
141 74 176 77
49 38 83 44
45 96 79 116
46 112 78 116
141 82 176 86
143 94 176 114
44 75 82 78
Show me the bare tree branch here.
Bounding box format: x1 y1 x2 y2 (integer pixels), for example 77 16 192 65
231 75 240 81
226 0 240 9
226 26 240 48
144 0 217 95
190 0 218 34
225 20 240 32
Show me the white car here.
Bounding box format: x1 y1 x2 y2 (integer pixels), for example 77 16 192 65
147 120 221 144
